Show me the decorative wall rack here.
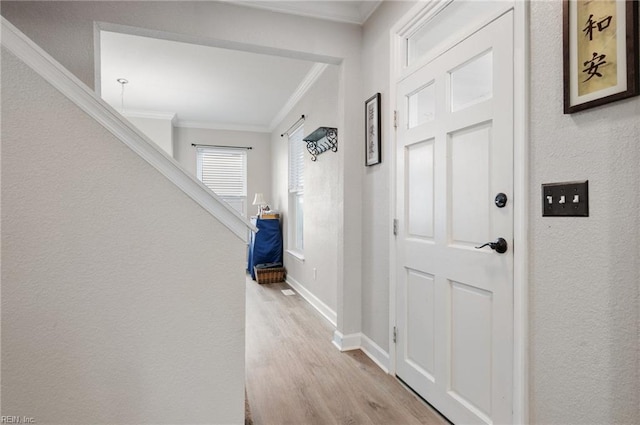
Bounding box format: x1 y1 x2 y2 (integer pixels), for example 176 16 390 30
303 127 338 161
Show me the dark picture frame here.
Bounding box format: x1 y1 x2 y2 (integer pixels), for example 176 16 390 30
563 0 639 114
365 93 382 166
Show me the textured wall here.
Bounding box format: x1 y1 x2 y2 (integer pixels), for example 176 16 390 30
529 2 640 424
2 49 247 424
124 115 174 157
360 0 415 353
271 65 340 315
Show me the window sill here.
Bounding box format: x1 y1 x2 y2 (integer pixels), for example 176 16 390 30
286 250 305 262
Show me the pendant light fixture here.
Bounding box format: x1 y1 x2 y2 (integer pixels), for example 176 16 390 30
116 78 128 113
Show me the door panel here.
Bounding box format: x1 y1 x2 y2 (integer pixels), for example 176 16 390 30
396 10 514 425
450 280 492 416
406 140 435 239
449 122 492 246
406 269 436 379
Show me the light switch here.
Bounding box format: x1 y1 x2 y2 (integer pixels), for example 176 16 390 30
542 180 589 217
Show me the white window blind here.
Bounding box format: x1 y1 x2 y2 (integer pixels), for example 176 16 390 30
288 126 305 193
287 125 304 254
196 146 247 215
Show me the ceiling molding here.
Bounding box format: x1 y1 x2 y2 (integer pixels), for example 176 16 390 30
123 109 177 121
359 1 383 24
224 1 382 25
176 120 271 133
269 63 329 131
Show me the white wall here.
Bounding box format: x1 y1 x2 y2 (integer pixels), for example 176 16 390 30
1 0 364 338
124 114 175 157
360 0 416 353
2 48 247 424
529 2 640 423
174 127 271 218
271 65 340 320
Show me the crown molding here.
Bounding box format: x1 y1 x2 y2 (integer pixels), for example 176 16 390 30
270 63 329 131
176 120 271 133
122 109 177 121
223 0 382 25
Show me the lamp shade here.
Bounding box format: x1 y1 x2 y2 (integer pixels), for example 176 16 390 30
252 193 267 206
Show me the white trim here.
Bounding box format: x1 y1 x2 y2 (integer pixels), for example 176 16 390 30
360 334 390 373
221 0 381 25
176 120 270 133
123 109 177 121
1 17 256 242
285 249 305 262
330 331 391 374
388 2 529 424
93 21 102 96
269 63 329 131
512 2 530 423
387 12 403 382
358 1 383 25
331 331 360 351
286 275 336 327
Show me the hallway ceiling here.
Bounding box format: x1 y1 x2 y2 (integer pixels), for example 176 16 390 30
100 2 379 132
226 0 383 25
100 30 320 132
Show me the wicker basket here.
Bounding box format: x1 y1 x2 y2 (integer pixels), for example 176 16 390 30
254 266 287 284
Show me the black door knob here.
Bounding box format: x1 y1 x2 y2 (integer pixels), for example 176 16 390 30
475 237 508 254
495 193 508 208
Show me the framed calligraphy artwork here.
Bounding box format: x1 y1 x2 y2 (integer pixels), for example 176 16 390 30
365 93 381 166
563 0 639 113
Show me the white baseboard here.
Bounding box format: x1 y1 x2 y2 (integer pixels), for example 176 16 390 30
360 334 390 373
283 276 391 375
286 275 337 327
332 331 361 351
332 331 390 373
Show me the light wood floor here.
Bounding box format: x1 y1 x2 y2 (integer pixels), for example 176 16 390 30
245 278 450 425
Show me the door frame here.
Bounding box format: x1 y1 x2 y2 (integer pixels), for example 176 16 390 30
387 1 529 423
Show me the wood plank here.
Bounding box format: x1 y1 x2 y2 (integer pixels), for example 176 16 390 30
245 278 450 425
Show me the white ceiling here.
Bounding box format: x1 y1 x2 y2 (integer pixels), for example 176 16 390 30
100 31 321 132
227 0 383 25
100 2 379 132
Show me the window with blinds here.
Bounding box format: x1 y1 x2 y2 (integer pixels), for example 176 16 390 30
288 126 304 194
288 126 304 253
196 146 247 215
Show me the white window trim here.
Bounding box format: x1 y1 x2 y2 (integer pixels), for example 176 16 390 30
286 249 305 262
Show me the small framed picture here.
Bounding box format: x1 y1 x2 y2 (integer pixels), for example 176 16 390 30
365 93 381 166
563 0 639 113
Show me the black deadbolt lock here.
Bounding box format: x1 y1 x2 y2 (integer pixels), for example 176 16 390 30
495 193 508 208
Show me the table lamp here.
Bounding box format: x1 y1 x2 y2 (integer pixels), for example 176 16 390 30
252 193 267 216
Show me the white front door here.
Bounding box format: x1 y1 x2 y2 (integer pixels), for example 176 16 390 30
395 11 514 425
